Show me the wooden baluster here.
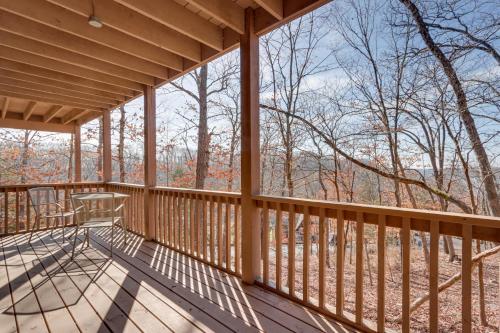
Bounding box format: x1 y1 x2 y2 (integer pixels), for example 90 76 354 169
319 207 326 308
225 198 231 269
167 193 172 246
190 194 195 254
235 199 241 275
158 191 163 243
355 211 364 324
377 215 386 332
402 217 411 333
462 224 472 333
203 196 208 261
188 192 192 255
336 209 345 315
303 205 310 303
173 192 177 248
429 220 439 333
15 189 19 234
177 192 181 250
161 192 166 244
3 190 7 235
262 200 269 284
209 197 215 265
154 190 158 240
198 195 202 257
276 203 282 291
217 197 223 267
133 189 138 233
288 203 296 297
26 190 31 231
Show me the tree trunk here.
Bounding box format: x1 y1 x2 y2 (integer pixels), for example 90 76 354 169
400 0 500 217
195 65 210 190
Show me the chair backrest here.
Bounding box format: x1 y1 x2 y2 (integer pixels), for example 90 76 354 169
28 187 58 216
71 192 116 226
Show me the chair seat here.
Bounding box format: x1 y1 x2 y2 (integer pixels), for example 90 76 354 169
79 216 123 228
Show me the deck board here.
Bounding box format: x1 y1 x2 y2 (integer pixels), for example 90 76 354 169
1 230 358 333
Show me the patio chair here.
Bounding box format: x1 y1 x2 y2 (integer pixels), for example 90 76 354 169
28 187 75 243
70 192 127 259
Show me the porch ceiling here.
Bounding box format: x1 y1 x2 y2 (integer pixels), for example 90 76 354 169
0 0 329 133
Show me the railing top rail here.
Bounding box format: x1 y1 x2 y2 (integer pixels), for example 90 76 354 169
106 182 241 198
254 195 500 228
152 185 241 198
106 182 145 189
0 182 104 191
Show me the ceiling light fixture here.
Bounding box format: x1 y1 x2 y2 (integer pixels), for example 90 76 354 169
88 0 103 28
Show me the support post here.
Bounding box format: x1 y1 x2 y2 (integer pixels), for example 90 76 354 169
74 126 82 182
102 111 112 182
240 8 261 284
144 85 156 240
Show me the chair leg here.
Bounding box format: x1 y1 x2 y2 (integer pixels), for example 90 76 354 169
50 217 54 238
122 219 127 246
85 229 90 248
110 225 114 257
71 226 79 260
62 218 66 243
28 216 38 243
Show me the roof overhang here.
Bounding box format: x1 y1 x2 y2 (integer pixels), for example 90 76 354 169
0 0 330 133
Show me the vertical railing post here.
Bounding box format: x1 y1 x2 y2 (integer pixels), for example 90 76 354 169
144 85 156 240
74 125 82 182
240 8 261 284
102 110 112 184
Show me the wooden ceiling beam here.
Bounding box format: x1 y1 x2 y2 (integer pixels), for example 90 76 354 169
0 77 118 106
254 0 330 35
0 46 143 92
0 59 135 97
43 105 64 123
62 109 92 125
0 2 183 71
48 0 203 62
22 101 37 120
0 84 111 109
77 111 104 125
114 0 224 51
0 90 106 113
183 0 245 35
254 0 283 20
0 31 156 86
0 69 125 103
1 96 8 119
0 114 75 133
0 12 175 76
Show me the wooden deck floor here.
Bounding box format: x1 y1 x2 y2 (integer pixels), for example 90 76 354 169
0 229 358 333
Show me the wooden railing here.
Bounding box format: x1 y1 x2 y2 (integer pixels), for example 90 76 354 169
150 186 242 276
0 182 104 236
254 195 500 333
2 181 499 332
106 182 146 237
